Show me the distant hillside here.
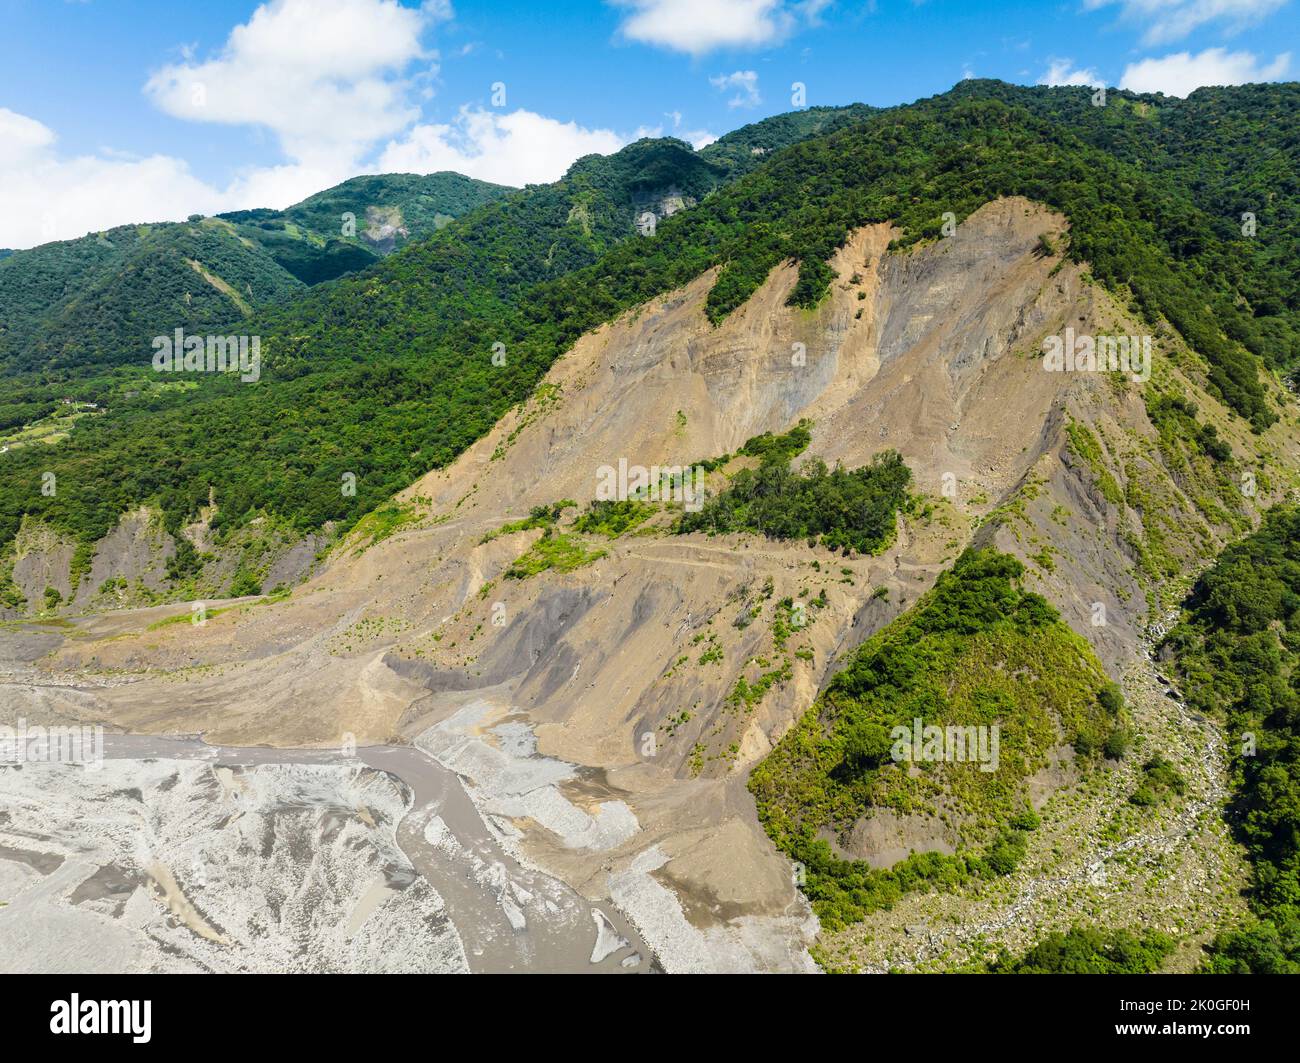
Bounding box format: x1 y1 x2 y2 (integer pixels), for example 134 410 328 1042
218 171 513 280
0 218 306 376
699 103 874 177
0 171 512 378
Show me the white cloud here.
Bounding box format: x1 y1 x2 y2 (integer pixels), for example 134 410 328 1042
144 0 440 173
377 108 627 186
1038 58 1105 87
710 70 762 107
0 109 231 247
0 0 455 246
1119 47 1290 96
1083 0 1290 46
655 110 718 148
613 0 795 55
0 107 56 167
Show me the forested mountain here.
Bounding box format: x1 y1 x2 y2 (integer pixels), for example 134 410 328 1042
697 103 875 177
217 171 513 278
1165 507 1300 972
1 82 1296 574
0 171 512 382
0 218 306 377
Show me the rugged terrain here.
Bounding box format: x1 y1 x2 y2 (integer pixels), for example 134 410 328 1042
7 193 1296 970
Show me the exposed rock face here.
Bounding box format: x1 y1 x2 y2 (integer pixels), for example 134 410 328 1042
3 507 329 617
14 197 1299 971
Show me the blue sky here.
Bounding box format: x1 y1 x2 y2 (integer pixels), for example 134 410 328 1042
1 0 1295 247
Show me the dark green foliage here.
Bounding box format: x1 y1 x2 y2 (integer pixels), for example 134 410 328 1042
0 220 304 376
165 537 203 583
1104 727 1132 760
1204 915 1300 973
737 419 812 463
697 105 875 178
1164 506 1300 972
679 450 910 555
988 926 1176 973
1098 681 1125 715
228 569 262 597
840 719 893 772
1147 393 1234 462
1129 755 1187 806
571 499 655 538
750 549 1117 929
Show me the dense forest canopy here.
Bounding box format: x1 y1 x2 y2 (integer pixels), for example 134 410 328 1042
1164 506 1300 973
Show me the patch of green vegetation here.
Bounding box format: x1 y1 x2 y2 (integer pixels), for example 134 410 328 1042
504 529 607 579
696 631 724 665
571 499 655 538
165 537 204 584
1128 754 1187 807
0 560 25 610
737 420 812 464
680 449 911 555
480 500 576 542
772 597 806 650
986 926 1176 973
64 539 95 598
1146 391 1233 463
749 549 1123 930
1165 506 1300 972
728 657 794 712
351 503 420 549
228 569 262 597
1028 542 1057 573
1065 421 1123 505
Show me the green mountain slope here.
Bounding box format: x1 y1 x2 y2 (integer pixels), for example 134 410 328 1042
0 83 1295 569
217 171 513 281
698 103 875 178
749 549 1122 931
0 218 304 377
1164 506 1300 972
0 171 513 378
0 136 739 545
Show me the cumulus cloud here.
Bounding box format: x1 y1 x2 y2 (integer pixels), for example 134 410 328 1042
144 0 437 174
1119 47 1290 96
1038 58 1105 87
612 0 796 55
710 70 762 107
378 108 627 186
0 108 231 247
1083 0 1290 46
